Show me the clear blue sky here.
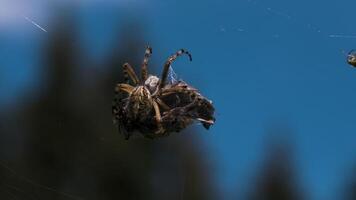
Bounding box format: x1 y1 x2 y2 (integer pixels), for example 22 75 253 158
1 0 356 199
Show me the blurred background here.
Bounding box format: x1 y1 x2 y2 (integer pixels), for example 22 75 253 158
1 0 356 199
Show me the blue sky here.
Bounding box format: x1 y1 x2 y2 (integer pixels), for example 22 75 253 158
2 0 356 199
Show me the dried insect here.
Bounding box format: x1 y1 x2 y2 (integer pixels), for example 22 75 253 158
112 46 215 139
347 49 356 67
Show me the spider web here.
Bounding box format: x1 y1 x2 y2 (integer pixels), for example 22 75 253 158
0 160 83 200
219 0 356 42
168 65 179 84
23 15 47 32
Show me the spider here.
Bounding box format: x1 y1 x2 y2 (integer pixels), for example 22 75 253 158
112 46 215 139
347 49 356 67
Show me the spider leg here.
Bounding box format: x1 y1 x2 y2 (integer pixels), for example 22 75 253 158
113 84 134 139
113 83 134 120
152 101 164 134
141 46 152 83
115 83 134 94
123 63 139 85
158 49 192 90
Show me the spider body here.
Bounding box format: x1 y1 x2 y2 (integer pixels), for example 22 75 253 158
112 46 215 139
347 49 356 67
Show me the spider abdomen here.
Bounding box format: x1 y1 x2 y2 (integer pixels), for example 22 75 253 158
126 86 153 121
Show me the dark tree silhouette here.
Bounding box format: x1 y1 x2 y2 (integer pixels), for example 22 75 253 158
344 165 356 200
0 9 216 200
247 138 305 200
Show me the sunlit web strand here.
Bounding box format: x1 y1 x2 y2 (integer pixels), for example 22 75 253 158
168 65 179 84
23 15 47 33
329 35 356 39
0 160 83 200
246 0 327 37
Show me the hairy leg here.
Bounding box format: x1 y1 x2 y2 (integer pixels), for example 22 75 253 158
152 101 164 134
123 63 139 85
115 83 134 94
113 83 134 120
159 49 192 90
141 46 152 83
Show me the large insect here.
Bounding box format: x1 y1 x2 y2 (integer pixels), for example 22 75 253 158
112 46 215 139
347 49 356 67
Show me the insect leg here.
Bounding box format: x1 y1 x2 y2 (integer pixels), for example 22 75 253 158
160 82 197 97
123 63 139 85
141 46 152 83
161 87 188 96
159 49 192 90
156 98 170 110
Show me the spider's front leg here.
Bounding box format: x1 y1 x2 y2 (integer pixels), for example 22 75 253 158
141 46 152 83
123 63 139 85
152 100 165 135
158 49 192 90
113 83 134 118
115 83 134 94
113 83 135 139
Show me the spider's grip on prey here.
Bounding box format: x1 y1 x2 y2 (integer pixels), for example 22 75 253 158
112 46 215 139
159 49 192 90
